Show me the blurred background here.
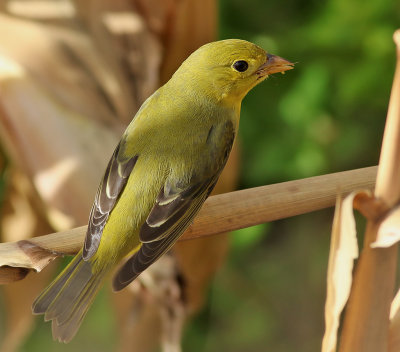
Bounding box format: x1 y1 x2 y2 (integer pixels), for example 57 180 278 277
0 0 399 351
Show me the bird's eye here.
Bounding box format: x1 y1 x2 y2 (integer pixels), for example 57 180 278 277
232 60 249 72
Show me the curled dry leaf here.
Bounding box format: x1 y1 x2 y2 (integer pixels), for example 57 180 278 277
370 205 400 248
353 190 388 221
0 225 86 279
0 240 59 274
322 191 373 352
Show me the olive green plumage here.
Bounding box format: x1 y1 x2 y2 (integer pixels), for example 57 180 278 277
32 39 293 343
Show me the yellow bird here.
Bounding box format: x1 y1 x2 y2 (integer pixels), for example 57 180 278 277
32 39 294 342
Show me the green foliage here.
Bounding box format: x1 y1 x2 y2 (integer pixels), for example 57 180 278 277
221 0 397 187
231 223 270 251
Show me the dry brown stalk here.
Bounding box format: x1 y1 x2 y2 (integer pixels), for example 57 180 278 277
339 30 400 352
0 166 376 283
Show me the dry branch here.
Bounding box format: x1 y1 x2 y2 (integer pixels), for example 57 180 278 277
0 166 376 283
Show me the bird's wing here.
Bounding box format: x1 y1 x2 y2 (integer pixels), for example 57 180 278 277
112 120 236 291
139 178 216 243
112 176 218 291
83 139 138 260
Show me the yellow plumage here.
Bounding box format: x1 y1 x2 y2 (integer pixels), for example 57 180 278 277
32 39 294 342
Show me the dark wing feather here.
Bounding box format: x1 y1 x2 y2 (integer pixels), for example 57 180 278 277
140 180 209 243
83 141 138 261
112 178 217 291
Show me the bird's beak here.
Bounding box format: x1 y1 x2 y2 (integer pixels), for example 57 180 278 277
256 54 294 78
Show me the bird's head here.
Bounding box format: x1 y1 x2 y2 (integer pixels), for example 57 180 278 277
171 39 294 106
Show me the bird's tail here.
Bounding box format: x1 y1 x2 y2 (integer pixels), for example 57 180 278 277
32 252 106 343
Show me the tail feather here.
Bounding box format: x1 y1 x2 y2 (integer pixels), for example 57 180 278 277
55 267 102 327
46 260 93 323
33 255 82 315
32 253 105 343
52 272 103 343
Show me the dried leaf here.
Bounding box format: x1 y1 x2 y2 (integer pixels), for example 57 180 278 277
371 205 400 248
353 190 387 221
0 240 59 274
322 191 364 352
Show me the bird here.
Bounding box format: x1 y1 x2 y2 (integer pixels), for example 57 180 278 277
32 39 294 343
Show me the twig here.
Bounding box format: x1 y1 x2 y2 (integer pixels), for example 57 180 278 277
185 166 376 240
